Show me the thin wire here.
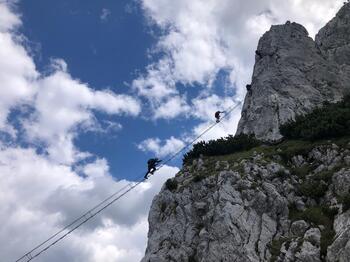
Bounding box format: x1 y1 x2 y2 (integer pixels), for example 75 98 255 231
15 101 242 262
15 181 137 262
159 101 242 167
26 179 145 262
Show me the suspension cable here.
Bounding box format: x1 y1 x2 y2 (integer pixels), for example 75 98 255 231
15 101 242 262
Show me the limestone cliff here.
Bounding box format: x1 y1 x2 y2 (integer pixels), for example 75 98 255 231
236 3 350 142
142 140 350 262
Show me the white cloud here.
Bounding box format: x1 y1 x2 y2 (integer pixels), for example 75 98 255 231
21 61 140 164
100 8 111 22
0 3 171 262
135 0 344 120
135 0 345 164
0 5 140 165
0 3 37 135
138 136 185 157
0 145 178 262
0 2 21 31
191 94 238 121
154 95 190 119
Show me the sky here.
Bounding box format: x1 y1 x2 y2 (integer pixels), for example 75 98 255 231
0 0 345 261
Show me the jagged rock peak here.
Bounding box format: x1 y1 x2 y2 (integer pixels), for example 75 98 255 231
236 4 350 142
316 2 350 65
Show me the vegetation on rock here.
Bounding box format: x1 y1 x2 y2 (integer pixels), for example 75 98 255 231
165 179 178 191
280 95 350 141
183 134 261 164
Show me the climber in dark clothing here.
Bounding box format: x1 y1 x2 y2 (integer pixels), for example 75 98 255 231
246 84 252 94
215 111 225 123
144 158 162 179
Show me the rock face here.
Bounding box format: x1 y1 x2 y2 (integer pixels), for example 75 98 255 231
142 141 350 262
236 3 350 141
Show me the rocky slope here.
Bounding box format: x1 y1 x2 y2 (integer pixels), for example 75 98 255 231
142 139 350 262
236 3 350 142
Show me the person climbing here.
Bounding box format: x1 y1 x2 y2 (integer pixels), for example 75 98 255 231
144 158 162 179
246 84 252 94
215 111 225 123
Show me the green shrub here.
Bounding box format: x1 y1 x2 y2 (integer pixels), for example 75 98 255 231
276 170 287 178
321 227 336 257
300 179 328 200
321 206 339 218
280 95 350 141
183 134 261 164
269 239 284 261
192 174 205 183
165 179 178 191
277 141 314 163
291 165 311 179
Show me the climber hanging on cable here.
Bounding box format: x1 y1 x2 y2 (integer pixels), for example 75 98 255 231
215 111 225 123
144 158 162 179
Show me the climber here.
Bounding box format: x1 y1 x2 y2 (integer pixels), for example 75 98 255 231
255 50 262 58
144 158 162 179
215 111 225 123
246 84 252 94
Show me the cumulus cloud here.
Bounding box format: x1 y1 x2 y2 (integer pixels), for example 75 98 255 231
100 8 111 22
24 61 140 164
0 2 175 262
138 136 185 157
0 4 37 135
0 2 21 31
0 145 178 262
134 0 344 120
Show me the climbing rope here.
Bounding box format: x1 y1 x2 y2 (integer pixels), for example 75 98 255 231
15 101 242 262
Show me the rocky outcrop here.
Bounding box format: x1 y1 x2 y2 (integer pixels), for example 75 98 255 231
236 3 350 141
142 140 350 262
316 3 350 67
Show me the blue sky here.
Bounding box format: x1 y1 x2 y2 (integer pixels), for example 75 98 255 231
17 0 234 179
0 0 345 261
18 0 170 179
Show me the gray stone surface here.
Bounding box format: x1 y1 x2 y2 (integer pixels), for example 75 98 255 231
236 3 350 141
142 144 350 261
